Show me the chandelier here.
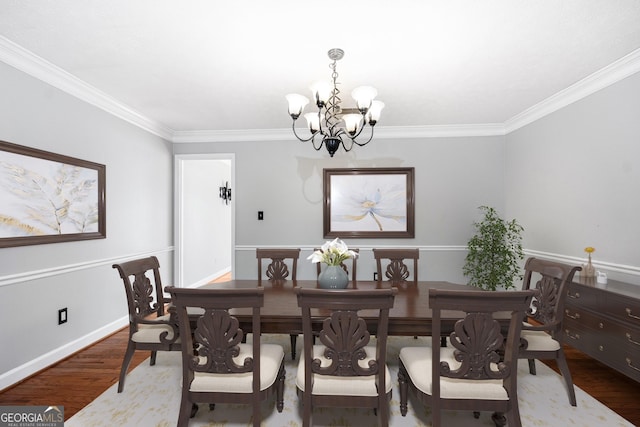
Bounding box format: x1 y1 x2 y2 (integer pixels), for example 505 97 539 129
286 48 384 157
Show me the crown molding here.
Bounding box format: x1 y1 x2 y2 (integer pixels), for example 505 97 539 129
0 36 173 141
2 35 639 142
171 123 507 143
504 47 640 133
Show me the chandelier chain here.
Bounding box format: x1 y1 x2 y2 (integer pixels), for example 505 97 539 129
325 58 342 136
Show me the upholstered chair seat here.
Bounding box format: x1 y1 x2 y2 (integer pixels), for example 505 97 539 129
190 343 284 393
131 314 179 343
520 329 562 351
400 346 507 400
296 345 392 396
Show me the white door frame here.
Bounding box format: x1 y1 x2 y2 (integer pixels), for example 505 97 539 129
174 153 235 287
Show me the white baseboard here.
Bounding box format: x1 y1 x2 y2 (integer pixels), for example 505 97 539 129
0 316 128 391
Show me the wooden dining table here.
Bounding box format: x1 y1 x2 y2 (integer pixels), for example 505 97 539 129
195 279 495 338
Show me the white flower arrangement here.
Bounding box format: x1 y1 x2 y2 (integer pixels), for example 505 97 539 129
307 238 358 266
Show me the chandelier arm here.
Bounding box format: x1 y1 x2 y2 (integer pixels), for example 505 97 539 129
310 137 325 152
291 120 318 143
348 124 375 147
340 136 354 153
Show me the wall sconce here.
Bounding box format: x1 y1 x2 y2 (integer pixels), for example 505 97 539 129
219 181 231 204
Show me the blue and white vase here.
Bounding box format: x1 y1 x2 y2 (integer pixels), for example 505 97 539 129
318 265 349 289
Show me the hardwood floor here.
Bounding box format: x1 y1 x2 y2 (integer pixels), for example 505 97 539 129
2 272 639 424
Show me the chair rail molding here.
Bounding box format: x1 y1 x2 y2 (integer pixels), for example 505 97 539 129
0 247 174 288
524 249 640 279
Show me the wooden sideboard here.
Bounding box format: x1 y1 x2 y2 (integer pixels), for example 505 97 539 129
563 276 640 382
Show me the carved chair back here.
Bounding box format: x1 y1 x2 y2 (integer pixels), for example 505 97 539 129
521 257 581 339
165 286 285 426
296 287 397 426
113 256 171 330
315 247 359 282
256 248 300 284
373 248 419 284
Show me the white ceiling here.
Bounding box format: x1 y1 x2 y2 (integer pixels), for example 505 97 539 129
1 0 640 141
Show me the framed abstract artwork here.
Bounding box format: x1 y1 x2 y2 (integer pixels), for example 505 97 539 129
0 140 106 247
323 167 415 238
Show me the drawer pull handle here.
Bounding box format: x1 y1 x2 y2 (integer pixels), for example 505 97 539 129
626 358 640 373
626 333 640 347
567 291 580 299
626 308 640 320
565 330 580 340
565 310 580 320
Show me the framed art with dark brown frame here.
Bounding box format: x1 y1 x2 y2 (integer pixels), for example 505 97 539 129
0 140 106 248
323 167 415 238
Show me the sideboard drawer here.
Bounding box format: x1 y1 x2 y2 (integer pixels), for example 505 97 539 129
563 324 607 355
605 293 640 328
565 284 599 307
602 349 640 383
605 321 640 352
564 306 604 331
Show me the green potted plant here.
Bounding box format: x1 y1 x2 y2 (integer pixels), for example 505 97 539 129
463 206 524 291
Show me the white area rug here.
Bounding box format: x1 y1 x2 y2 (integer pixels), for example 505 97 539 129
67 335 632 427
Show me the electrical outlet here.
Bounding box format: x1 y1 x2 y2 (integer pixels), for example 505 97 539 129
258 211 264 220
373 272 378 281
58 308 68 325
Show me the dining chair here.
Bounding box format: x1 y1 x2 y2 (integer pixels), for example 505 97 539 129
112 256 181 393
519 257 582 406
165 286 285 427
315 247 359 282
398 288 536 427
373 248 419 285
256 248 301 359
296 287 397 427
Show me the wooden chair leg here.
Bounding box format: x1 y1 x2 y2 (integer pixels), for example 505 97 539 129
117 341 135 393
290 334 297 360
506 405 522 427
528 358 536 375
176 400 194 427
150 350 157 366
276 364 285 412
398 363 409 416
556 352 577 406
491 411 507 427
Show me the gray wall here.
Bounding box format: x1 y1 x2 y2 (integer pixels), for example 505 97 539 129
505 71 640 284
0 62 174 388
174 135 506 283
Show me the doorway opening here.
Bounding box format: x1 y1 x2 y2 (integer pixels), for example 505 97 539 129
174 153 235 287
